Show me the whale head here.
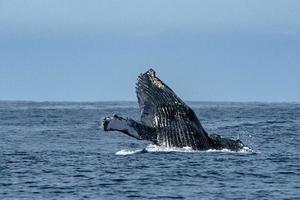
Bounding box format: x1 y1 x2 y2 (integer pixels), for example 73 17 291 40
141 68 165 89
136 68 171 107
135 68 186 127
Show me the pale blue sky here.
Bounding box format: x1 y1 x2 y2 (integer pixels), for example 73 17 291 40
0 0 299 102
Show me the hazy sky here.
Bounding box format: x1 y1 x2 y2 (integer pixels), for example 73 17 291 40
0 0 299 102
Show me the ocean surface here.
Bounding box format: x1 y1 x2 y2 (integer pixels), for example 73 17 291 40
0 101 299 200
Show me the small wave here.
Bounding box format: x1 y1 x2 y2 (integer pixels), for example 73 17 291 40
207 146 256 153
224 120 292 129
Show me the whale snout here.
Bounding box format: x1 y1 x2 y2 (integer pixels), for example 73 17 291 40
146 68 156 77
137 68 165 91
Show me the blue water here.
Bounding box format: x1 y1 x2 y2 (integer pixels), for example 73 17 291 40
0 101 299 199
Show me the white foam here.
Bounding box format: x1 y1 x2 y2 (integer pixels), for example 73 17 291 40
115 149 143 155
115 144 256 155
205 146 256 153
240 146 257 153
145 144 197 153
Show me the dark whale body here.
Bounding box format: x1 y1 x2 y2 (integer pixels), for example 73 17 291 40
102 69 244 151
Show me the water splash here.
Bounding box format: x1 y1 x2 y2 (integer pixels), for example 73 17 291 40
115 144 256 155
115 149 144 155
145 144 197 153
206 146 256 153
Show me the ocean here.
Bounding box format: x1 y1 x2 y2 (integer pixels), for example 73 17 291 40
0 101 299 199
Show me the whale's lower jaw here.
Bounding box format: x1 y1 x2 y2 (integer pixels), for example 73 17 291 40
155 141 211 151
153 129 212 150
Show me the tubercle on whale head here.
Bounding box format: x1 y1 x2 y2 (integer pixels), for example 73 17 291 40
146 68 156 77
139 68 165 89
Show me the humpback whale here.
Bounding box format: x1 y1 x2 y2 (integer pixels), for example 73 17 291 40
102 69 245 151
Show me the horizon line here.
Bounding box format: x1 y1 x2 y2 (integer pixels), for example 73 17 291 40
0 99 299 104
